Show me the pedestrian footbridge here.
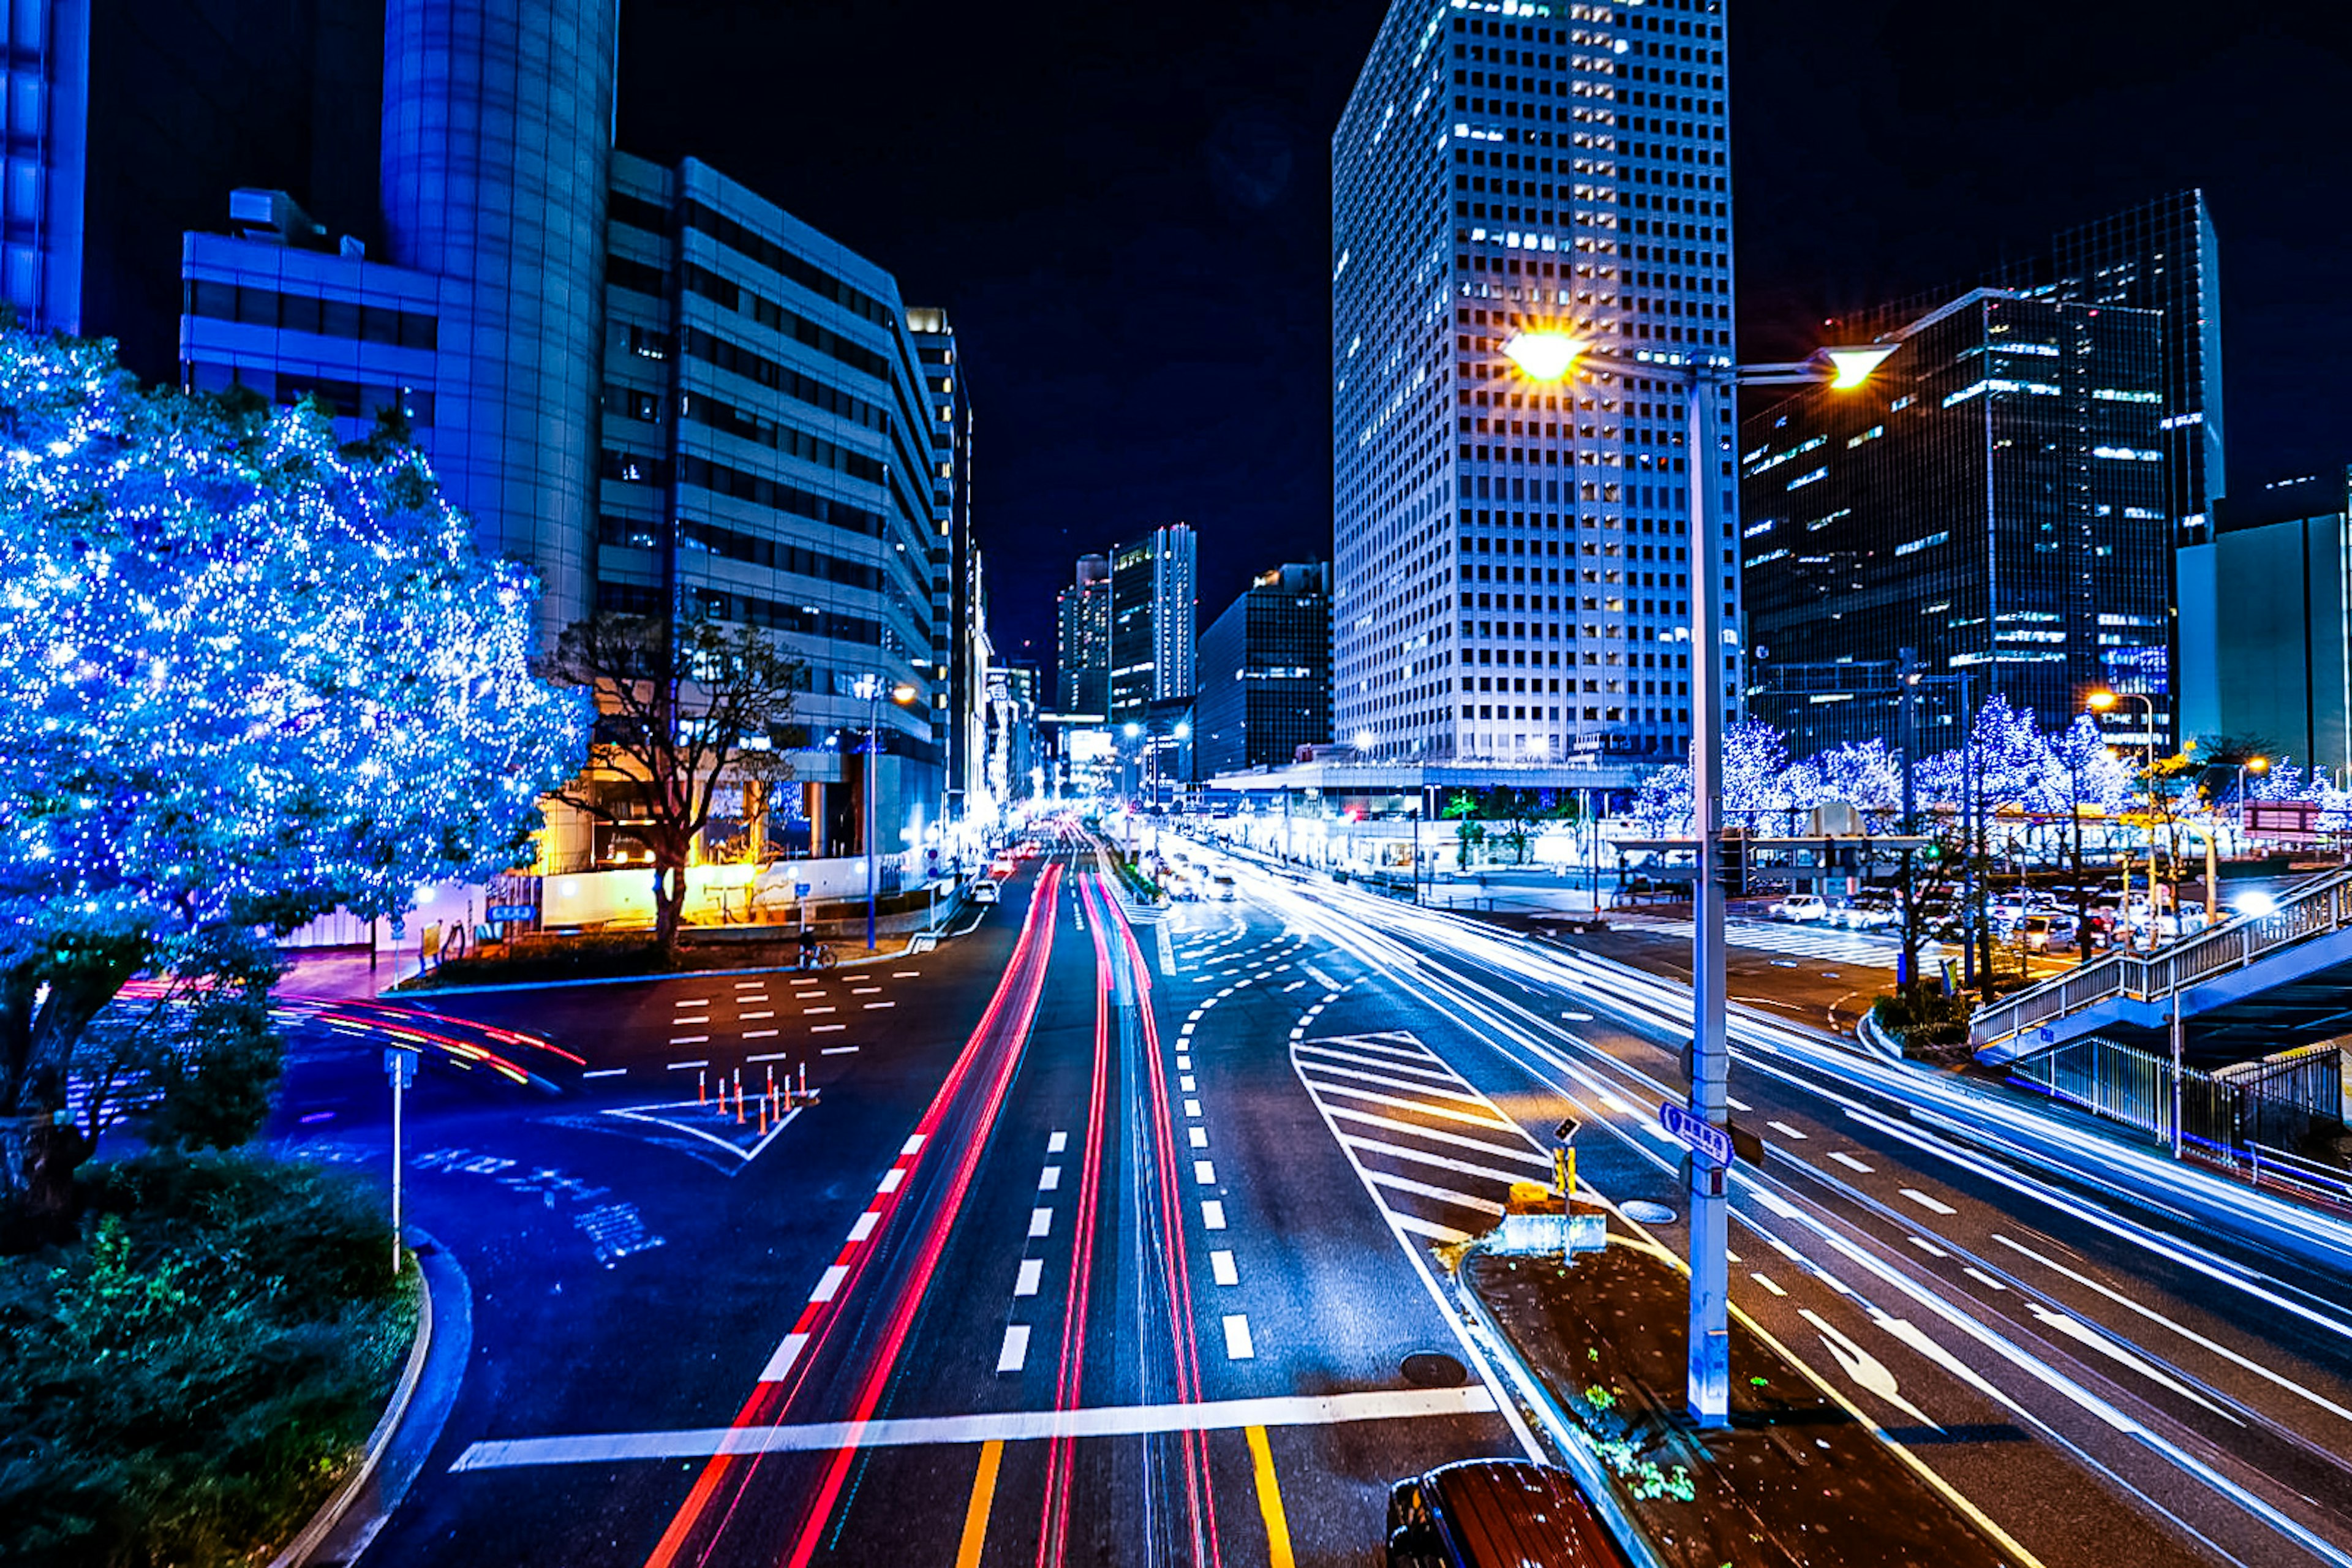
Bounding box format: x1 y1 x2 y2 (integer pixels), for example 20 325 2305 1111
1972 870 2352 1066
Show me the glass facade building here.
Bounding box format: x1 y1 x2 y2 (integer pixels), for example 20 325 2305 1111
1196 563 1335 776
1108 524 1197 720
0 0 86 337
1333 0 1737 765
907 306 983 817
1055 554 1111 717
1740 289 2169 754
594 151 943 841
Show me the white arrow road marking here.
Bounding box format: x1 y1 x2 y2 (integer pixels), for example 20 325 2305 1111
1869 1311 2024 1415
2026 1305 2244 1426
1800 1308 1941 1431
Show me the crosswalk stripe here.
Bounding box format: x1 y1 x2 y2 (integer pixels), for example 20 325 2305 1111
1340 1134 1537 1189
1387 1212 1472 1245
1319 1104 1553 1167
1300 1034 1441 1064
1297 1078 1523 1132
1363 1168 1507 1216
1292 1044 1471 1086
1294 1059 1494 1107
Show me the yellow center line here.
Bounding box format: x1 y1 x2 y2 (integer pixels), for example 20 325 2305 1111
954 1438 1005 1568
1245 1425 1296 1568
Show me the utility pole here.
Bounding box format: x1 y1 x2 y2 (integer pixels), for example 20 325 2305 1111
1897 647 1920 989
383 1046 417 1278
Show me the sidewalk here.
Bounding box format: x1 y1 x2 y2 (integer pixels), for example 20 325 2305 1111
1455 1229 2026 1568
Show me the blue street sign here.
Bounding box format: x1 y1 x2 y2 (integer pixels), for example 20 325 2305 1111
1659 1101 1734 1169
484 904 535 924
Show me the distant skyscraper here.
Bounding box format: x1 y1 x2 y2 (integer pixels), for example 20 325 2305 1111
1333 0 1735 764
1863 189 2224 540
907 306 981 818
1741 289 2169 753
1055 554 1111 717
1109 524 1197 720
1196 564 1333 775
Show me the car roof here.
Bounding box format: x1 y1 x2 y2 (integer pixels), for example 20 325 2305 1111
1430 1460 1626 1567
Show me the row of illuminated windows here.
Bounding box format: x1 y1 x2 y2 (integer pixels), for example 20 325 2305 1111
185 279 438 350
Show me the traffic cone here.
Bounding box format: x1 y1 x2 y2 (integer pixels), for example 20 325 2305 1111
698 1070 706 1107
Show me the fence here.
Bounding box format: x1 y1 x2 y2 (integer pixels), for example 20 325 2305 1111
2009 1035 2350 1199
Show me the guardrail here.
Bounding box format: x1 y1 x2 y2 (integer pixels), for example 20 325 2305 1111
1971 869 2352 1049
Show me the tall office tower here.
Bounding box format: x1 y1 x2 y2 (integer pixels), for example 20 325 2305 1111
594 151 944 849
1333 0 1735 764
1109 522 1198 720
1863 190 2224 541
1 0 88 336
1055 554 1112 717
1741 290 2169 755
1196 563 1335 775
907 306 982 823
380 0 615 636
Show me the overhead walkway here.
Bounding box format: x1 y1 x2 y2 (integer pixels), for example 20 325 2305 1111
1972 869 2352 1065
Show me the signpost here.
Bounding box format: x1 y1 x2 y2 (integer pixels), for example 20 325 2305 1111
2245 800 2324 844
484 903 535 924
1659 1101 1734 1169
383 1046 418 1277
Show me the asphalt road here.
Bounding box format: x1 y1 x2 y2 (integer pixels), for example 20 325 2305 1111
266 827 2352 1567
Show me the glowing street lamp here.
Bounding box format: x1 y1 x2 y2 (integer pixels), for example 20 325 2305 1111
854 674 921 952
1497 328 1893 1431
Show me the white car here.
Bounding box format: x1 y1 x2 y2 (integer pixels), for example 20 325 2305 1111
1210 873 1238 902
1770 894 1829 923
970 878 1001 905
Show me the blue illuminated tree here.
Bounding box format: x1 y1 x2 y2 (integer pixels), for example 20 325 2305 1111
0 331 589 1238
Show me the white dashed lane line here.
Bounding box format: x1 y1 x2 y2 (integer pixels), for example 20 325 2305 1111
997 1325 1031 1373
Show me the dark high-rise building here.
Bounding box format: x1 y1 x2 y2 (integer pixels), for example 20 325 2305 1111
1109 524 1196 720
1054 554 1110 717
1334 0 1738 765
907 307 979 820
1862 189 2223 541
1741 288 2169 755
1196 564 1334 776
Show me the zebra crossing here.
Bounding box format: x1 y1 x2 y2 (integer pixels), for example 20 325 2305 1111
1616 915 1946 968
1289 1030 1553 1247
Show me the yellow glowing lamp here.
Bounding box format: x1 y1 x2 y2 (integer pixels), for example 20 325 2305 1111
2086 690 2119 713
2249 755 2270 773
1502 331 1584 383
1821 345 1896 389
891 682 919 704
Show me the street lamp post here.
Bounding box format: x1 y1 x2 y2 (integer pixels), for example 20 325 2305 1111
2089 688 2160 934
856 674 920 952
1504 328 1892 1429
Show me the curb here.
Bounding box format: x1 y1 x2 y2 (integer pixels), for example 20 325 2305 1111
266 1236 437 1568
383 942 928 998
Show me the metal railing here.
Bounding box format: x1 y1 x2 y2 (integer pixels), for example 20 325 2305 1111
2009 1035 2346 1177
1971 869 2352 1049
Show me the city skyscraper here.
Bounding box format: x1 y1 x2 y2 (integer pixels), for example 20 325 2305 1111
1109 524 1197 720
1196 563 1334 776
1741 289 2171 753
1054 554 1111 718
907 306 981 818
1861 189 2224 542
1333 0 1735 764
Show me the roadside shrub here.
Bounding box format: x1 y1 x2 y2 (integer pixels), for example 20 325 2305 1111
0 1153 412 1567
1871 982 1974 1061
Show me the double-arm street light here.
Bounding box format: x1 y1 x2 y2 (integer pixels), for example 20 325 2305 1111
1503 327 1893 1430
853 674 920 952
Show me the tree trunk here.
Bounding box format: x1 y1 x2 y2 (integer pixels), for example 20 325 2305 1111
652 857 688 953
0 1112 91 1250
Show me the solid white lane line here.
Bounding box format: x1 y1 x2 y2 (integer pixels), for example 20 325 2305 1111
2026 1306 2244 1425
847 1211 880 1242
1828 1152 1873 1173
1299 1079 1521 1133
1340 1134 1535 1189
1210 1251 1239 1286
1767 1120 1809 1140
759 1332 810 1382
1901 1188 1958 1216
1194 1159 1218 1185
1596 1090 1638 1116
666 1060 708 1070
811 1265 849 1303
1364 1169 1506 1216
998 1325 1031 1373
1319 1105 1551 1167
1015 1259 1044 1297
582 1068 627 1079
1223 1314 1256 1360
1202 1200 1228 1231
450 1387 1507 1470
1048 1130 1068 1153
1039 1166 1063 1191
1028 1207 1053 1237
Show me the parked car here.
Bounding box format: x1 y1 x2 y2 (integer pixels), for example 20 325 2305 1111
1210 873 1238 902
1838 896 1897 931
1769 893 1830 923
970 878 1001 904
1386 1460 1631 1568
2018 914 2055 952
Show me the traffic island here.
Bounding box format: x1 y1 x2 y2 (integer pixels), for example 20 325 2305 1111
1455 1234 2024 1568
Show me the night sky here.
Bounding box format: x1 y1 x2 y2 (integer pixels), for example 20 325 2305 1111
616 0 2352 671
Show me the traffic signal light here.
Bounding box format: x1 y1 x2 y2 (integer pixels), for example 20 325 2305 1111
1920 842 1945 866
1714 831 1746 893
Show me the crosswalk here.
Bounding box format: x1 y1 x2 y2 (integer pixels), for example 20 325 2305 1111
1289 1030 1553 1246
1615 916 1946 968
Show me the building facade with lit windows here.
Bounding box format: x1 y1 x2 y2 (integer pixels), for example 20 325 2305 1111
594 149 944 858
1332 0 1738 766
1740 289 2169 755
907 306 983 821
1108 523 1197 720
1196 563 1335 775
1054 554 1112 718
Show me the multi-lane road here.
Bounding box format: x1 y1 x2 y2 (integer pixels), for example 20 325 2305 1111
274 829 2352 1566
